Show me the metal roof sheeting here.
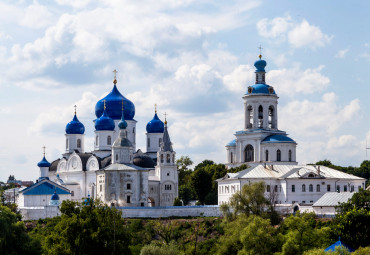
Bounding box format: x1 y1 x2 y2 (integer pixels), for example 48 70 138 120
313 192 354 207
22 180 70 196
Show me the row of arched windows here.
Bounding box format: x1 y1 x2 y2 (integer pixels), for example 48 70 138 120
164 184 172 190
301 184 320 192
66 139 82 149
160 154 175 164
147 138 163 148
243 145 293 162
246 105 276 129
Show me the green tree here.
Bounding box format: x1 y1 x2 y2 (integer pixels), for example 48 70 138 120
176 155 193 172
194 160 215 171
44 199 131 255
0 205 41 255
191 168 212 204
336 188 370 213
178 184 194 205
173 197 182 206
140 240 184 255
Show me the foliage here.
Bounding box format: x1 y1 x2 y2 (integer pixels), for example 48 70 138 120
43 199 131 255
176 155 193 172
173 197 182 206
191 167 213 204
178 184 194 205
336 188 370 213
140 241 184 255
0 205 41 255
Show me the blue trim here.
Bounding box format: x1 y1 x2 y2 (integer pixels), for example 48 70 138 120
325 239 354 252
246 83 276 95
226 139 236 147
262 134 296 144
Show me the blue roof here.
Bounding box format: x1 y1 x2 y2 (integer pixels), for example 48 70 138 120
254 59 267 72
23 181 70 196
95 109 115 131
37 156 51 167
262 135 296 144
66 114 85 134
325 238 354 252
226 139 236 147
51 191 60 200
118 110 128 130
146 113 164 133
95 84 135 120
246 83 276 95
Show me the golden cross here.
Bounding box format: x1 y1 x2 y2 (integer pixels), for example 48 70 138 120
74 105 77 115
113 69 118 79
155 104 157 113
42 146 46 156
164 112 168 121
258 45 263 55
104 99 106 110
122 99 124 112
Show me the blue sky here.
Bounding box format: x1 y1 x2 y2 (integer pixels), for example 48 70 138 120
1 0 369 181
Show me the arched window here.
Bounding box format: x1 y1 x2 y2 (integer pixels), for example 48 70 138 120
159 138 162 147
265 150 269 161
116 154 118 161
127 183 131 190
289 150 292 162
77 139 81 148
172 155 175 163
244 145 254 162
166 154 170 163
258 105 263 128
160 154 164 163
309 184 313 192
276 149 281 161
96 136 99 146
147 138 150 147
107 136 112 145
66 139 69 149
230 152 233 163
247 105 253 128
302 184 306 192
133 127 135 133
268 106 275 128
316 184 320 192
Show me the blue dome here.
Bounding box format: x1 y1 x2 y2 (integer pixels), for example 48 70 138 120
65 114 85 134
246 84 276 95
226 139 236 147
254 59 267 72
262 135 296 143
146 113 164 133
51 191 59 201
37 156 51 167
95 84 135 120
118 110 128 130
95 110 115 131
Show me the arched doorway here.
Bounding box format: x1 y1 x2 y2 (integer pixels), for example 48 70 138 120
148 197 155 207
244 144 254 162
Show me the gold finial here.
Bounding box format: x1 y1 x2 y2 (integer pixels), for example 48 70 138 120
103 99 106 110
74 105 77 115
155 104 157 113
42 146 46 157
164 112 168 125
113 69 118 84
258 45 263 59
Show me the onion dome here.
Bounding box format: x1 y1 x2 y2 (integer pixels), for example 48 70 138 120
133 155 156 168
51 190 60 201
95 109 115 131
146 112 164 133
246 84 276 95
37 156 51 167
254 54 267 72
118 106 128 130
95 78 135 120
65 113 85 134
226 139 236 147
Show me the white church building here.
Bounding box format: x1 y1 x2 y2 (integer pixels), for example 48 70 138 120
218 55 366 207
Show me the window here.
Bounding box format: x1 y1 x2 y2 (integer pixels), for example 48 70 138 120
310 201 313 204
337 185 340 192
167 172 170 176
274 185 278 192
247 105 253 128
127 195 131 203
141 202 144 207
276 149 281 162
96 136 99 146
161 154 164 163
159 138 162 147
268 106 275 128
309 184 313 192
266 185 271 192
344 185 347 192
172 155 175 163
316 184 320 192
302 184 306 192
66 139 69 149
245 145 254 162
230 152 233 163
107 136 112 145
127 183 131 190
100 185 102 192
71 191 74 197
116 154 118 161
265 150 269 161
302 201 306 204
292 185 295 192
166 154 170 163
327 184 331 192
351 185 354 192
147 138 150 147
77 139 81 148
258 105 263 128
289 150 292 162
133 127 135 133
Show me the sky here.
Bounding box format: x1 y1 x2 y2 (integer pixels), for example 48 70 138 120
1 0 370 182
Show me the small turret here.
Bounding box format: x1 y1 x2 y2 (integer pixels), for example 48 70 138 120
38 146 50 181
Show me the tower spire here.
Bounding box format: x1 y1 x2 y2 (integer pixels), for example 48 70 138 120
113 69 118 85
258 45 263 59
74 105 77 115
42 146 46 157
103 99 106 110
155 104 157 114
164 112 168 125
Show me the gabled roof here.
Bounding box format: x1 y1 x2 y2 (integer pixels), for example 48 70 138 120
20 179 70 196
325 238 354 252
313 192 354 207
102 163 149 171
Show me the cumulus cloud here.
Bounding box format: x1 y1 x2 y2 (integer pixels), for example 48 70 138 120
335 48 349 59
327 135 357 149
257 16 332 49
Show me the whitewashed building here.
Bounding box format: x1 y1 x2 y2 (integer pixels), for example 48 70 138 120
218 55 366 206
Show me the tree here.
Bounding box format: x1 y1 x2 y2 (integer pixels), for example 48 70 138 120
173 197 182 206
176 156 193 172
178 184 194 205
191 168 212 204
194 160 215 171
0 205 41 254
44 199 131 255
140 241 184 255
336 188 370 213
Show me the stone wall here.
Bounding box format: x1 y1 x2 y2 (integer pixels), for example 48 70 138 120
118 205 222 218
19 206 61 220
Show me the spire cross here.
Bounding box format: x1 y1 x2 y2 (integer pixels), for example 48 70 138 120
258 45 263 59
121 99 124 112
164 112 168 124
74 105 77 115
155 104 157 113
103 99 106 110
113 69 118 79
42 146 46 157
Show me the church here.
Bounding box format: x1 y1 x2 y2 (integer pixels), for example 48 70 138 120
26 73 178 208
218 55 366 207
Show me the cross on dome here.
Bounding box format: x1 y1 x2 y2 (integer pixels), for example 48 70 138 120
155 104 157 113
258 45 263 59
104 99 106 110
113 69 118 84
42 146 46 156
164 112 168 124
74 105 77 115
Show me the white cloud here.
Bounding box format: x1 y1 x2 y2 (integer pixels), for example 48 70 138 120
327 135 356 149
257 16 332 49
223 65 253 93
20 2 53 29
335 48 349 59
